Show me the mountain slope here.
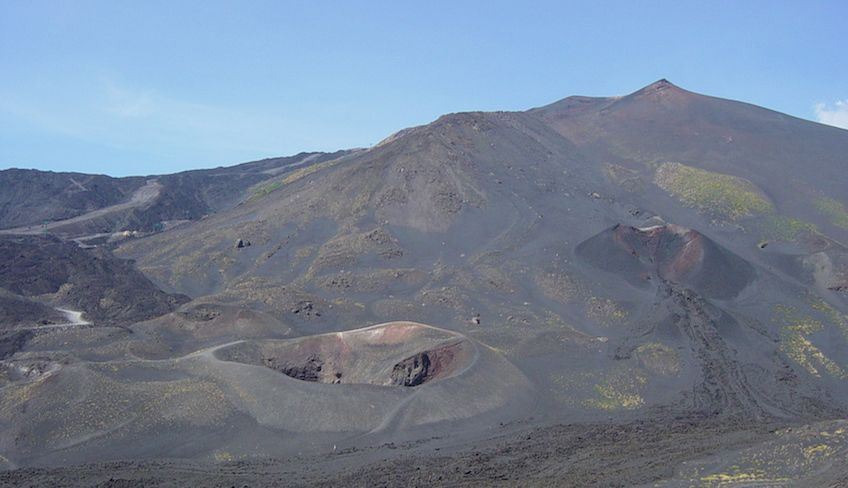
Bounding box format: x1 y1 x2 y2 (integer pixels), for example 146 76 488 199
532 79 848 237
3 80 848 483
116 80 848 422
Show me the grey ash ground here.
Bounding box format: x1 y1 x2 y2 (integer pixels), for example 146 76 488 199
1 80 848 486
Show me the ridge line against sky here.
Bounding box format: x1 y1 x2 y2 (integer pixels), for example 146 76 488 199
1 0 846 176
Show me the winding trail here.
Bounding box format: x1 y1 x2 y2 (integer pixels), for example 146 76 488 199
15 308 92 331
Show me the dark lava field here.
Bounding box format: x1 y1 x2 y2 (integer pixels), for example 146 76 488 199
2 80 848 487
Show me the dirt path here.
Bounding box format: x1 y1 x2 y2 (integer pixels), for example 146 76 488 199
55 308 91 326
15 308 92 331
0 180 162 236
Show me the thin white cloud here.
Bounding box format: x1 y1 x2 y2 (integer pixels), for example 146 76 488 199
814 100 848 130
97 79 329 155
104 82 155 118
2 78 312 157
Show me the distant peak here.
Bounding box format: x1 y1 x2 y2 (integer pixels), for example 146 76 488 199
644 78 679 91
626 78 690 100
529 79 695 115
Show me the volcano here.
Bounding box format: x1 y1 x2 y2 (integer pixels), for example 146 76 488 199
2 80 848 486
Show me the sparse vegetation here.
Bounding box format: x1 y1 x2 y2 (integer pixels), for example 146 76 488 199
635 343 681 376
700 470 788 484
655 162 773 220
809 295 848 339
214 451 236 462
759 215 818 241
280 159 338 185
587 297 628 324
251 180 283 198
773 305 847 379
815 197 848 229
535 270 578 303
250 159 343 199
584 368 647 410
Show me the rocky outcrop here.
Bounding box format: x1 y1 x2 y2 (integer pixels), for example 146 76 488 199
391 352 431 387
269 354 327 383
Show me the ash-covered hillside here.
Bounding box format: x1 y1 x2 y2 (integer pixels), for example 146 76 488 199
2 80 848 486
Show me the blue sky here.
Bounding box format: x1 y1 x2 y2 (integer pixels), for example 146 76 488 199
1 1 846 176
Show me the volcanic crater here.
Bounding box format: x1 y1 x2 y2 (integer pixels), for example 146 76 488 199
214 321 475 388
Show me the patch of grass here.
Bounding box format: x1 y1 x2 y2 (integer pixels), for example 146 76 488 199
535 271 578 304
280 160 331 185
700 470 787 484
587 386 644 410
251 181 282 198
773 305 847 379
587 297 628 325
815 197 848 229
655 162 773 220
781 333 845 378
809 295 848 340
759 215 819 241
803 444 833 462
250 158 343 199
634 343 680 376
214 451 236 462
584 369 647 411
